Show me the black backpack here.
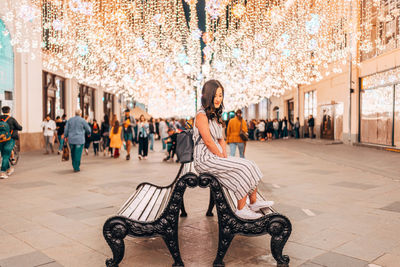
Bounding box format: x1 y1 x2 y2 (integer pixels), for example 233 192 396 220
176 122 201 163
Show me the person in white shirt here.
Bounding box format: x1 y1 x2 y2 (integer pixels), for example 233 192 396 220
41 114 56 154
257 120 266 141
159 118 168 151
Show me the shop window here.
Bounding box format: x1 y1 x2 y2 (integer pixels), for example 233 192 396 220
304 90 317 119
361 85 394 146
43 71 65 119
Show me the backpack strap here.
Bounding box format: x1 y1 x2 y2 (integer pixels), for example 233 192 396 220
1 116 10 122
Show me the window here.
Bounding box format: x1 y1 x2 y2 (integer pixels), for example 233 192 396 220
304 90 317 118
360 0 400 61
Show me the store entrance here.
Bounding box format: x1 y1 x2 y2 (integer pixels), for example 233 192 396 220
320 105 334 140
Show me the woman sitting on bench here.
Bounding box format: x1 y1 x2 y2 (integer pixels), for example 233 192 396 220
193 80 274 219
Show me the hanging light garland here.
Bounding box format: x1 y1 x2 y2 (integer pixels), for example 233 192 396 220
2 0 363 117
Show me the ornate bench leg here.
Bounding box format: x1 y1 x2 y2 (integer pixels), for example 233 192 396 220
103 218 128 267
269 217 291 267
206 190 215 217
213 233 234 267
180 200 188 217
162 234 184 267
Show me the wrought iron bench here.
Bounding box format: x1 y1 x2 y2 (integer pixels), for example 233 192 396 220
200 172 292 267
102 163 196 267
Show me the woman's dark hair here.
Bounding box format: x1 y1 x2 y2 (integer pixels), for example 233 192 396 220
113 120 119 134
104 114 109 124
201 80 224 124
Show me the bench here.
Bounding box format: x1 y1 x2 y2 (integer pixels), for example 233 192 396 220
199 171 292 267
102 163 197 267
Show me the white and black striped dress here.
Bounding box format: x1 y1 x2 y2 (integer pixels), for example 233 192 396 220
193 108 263 200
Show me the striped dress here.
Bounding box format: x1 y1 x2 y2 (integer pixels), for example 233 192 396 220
193 108 263 200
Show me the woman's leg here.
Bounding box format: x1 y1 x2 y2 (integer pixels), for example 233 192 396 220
143 137 149 157
238 143 245 158
229 143 236 157
237 195 247 210
249 188 257 204
138 137 143 156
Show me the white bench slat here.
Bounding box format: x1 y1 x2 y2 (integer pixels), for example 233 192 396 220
119 184 151 217
117 184 146 215
129 186 158 220
155 187 172 219
138 188 162 221
147 187 169 221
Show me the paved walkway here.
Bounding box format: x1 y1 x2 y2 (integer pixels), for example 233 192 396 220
0 140 399 267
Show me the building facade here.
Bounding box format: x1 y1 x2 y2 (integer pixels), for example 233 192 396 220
0 1 121 152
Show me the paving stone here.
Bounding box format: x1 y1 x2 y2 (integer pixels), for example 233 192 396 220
1 140 400 266
0 251 55 267
310 252 368 267
298 262 325 267
6 181 55 189
380 201 400 213
331 181 378 190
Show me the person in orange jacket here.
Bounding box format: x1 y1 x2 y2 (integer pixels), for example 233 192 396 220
226 109 248 158
109 120 123 158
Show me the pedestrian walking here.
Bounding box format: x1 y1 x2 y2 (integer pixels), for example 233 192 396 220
56 114 67 154
0 106 22 179
193 80 273 220
155 118 160 140
41 114 56 154
159 118 168 151
138 115 149 160
249 120 256 140
294 117 300 139
64 110 91 172
122 109 136 160
149 117 156 151
308 115 315 138
273 119 279 139
257 120 266 141
110 120 123 158
101 115 111 156
282 117 288 139
226 109 247 158
84 115 91 155
91 119 101 156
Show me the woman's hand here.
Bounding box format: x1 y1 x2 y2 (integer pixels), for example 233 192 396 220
222 150 227 158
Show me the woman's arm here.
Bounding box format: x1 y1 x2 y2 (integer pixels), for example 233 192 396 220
218 138 227 158
195 113 223 157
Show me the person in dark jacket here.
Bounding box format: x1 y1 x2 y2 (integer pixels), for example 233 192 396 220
149 117 156 151
0 106 22 179
56 114 67 154
294 117 300 139
278 119 283 138
163 128 178 162
64 110 91 172
91 119 101 156
100 115 110 156
308 115 315 138
155 118 160 140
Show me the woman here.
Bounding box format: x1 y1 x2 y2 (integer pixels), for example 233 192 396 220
138 115 149 160
91 119 101 156
159 118 168 150
149 117 155 151
109 120 122 158
193 80 273 219
101 115 111 156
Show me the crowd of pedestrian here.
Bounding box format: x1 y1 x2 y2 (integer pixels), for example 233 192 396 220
37 108 195 172
245 115 315 141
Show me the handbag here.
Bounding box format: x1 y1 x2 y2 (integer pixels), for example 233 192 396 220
176 122 201 163
62 143 69 161
239 119 249 141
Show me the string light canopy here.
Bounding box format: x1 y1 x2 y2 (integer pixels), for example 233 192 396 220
2 0 359 117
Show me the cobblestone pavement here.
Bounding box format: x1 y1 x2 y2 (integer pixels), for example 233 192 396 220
0 139 399 267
